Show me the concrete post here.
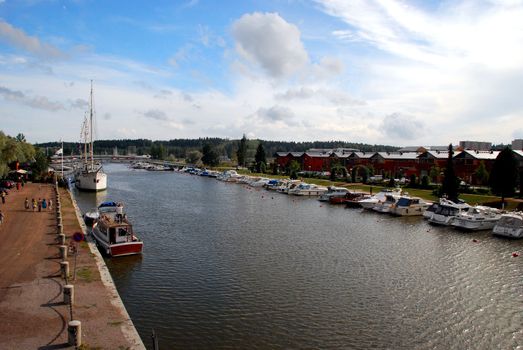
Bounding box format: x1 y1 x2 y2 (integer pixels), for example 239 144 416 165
57 223 63 235
64 284 74 305
68 320 81 347
59 245 68 260
60 261 69 279
58 234 66 245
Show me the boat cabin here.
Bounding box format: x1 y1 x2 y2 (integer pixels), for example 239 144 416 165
96 215 135 244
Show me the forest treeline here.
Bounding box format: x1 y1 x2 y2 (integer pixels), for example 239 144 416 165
36 137 399 161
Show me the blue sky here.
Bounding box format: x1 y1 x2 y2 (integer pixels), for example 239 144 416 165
1 0 523 145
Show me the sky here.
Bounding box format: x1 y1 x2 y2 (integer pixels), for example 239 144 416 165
1 0 523 146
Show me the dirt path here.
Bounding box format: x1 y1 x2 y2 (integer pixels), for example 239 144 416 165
0 183 144 349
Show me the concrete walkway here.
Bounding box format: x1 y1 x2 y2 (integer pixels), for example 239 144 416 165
0 183 145 349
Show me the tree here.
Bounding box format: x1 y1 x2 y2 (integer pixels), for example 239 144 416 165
150 143 167 160
489 147 517 206
440 144 459 201
201 144 219 167
185 150 202 165
421 175 430 188
288 160 300 179
429 166 440 183
236 134 247 167
31 148 49 181
330 164 347 181
254 143 266 172
16 133 26 143
474 161 489 185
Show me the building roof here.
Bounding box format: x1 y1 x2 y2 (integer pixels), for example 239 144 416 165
373 152 419 160
513 150 523 159
456 150 500 160
418 150 462 159
350 152 375 159
304 152 331 158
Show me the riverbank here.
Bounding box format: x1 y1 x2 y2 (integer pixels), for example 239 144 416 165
0 182 145 349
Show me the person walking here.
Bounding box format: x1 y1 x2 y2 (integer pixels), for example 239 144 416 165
38 198 42 212
1 191 5 204
32 198 36 212
42 198 47 210
0 210 4 225
24 197 29 210
48 198 53 211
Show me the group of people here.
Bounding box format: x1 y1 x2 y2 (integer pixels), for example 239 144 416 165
25 197 53 212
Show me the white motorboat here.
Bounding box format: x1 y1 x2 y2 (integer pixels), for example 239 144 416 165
74 81 107 192
288 183 328 196
428 199 470 226
318 186 350 202
423 202 439 219
358 188 402 210
250 178 271 187
452 206 502 231
391 196 431 216
492 212 523 238
276 180 302 194
217 170 241 182
372 193 401 213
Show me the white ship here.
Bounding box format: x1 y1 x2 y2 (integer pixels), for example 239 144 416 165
74 81 107 192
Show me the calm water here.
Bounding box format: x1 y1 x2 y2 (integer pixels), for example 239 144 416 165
74 163 522 349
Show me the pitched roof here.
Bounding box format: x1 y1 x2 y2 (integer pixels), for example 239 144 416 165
350 152 375 159
373 152 419 160
456 150 500 160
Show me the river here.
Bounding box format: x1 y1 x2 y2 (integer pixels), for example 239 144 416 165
73 163 522 349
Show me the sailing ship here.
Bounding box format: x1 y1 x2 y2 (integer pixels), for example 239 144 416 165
74 81 107 191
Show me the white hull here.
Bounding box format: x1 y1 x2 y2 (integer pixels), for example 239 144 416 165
452 218 499 231
392 205 427 216
428 214 456 226
359 199 379 210
493 214 523 238
75 168 107 191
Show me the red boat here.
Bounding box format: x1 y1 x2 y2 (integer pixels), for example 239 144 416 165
91 203 143 257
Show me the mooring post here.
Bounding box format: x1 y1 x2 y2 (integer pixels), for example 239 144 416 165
57 223 63 235
68 320 81 347
59 245 68 260
60 261 69 279
64 284 74 305
58 234 66 245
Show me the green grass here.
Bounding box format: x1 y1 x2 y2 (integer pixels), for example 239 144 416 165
76 267 95 282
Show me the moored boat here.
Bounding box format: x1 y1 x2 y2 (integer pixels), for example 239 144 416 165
428 199 470 226
319 186 349 202
492 212 523 238
358 188 402 210
288 183 328 196
391 196 431 216
452 206 502 231
92 202 143 257
372 193 401 213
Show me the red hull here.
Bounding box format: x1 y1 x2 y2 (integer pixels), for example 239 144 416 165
110 242 143 257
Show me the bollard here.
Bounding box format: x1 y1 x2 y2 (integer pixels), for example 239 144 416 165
60 261 69 279
57 223 63 235
59 245 68 260
64 284 74 305
58 234 66 245
68 320 81 347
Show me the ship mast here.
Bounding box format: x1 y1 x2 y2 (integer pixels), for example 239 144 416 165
89 80 94 171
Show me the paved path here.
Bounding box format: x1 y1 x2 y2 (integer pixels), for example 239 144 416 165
0 183 144 349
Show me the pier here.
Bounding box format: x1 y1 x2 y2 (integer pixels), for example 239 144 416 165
0 182 144 349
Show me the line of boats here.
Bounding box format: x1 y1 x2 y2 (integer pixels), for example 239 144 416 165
181 168 523 239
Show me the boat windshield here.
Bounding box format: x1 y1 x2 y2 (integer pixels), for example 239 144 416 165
396 198 412 207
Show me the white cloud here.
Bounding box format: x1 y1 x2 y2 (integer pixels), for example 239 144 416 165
232 12 309 78
0 20 64 58
0 86 65 111
381 113 425 140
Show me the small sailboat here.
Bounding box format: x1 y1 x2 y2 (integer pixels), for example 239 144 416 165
74 81 107 192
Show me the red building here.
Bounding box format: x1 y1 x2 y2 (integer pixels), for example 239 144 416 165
453 150 499 184
369 152 419 178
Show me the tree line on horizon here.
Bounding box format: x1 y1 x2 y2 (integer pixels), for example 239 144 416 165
35 137 399 162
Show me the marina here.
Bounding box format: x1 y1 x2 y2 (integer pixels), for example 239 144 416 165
74 163 522 349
